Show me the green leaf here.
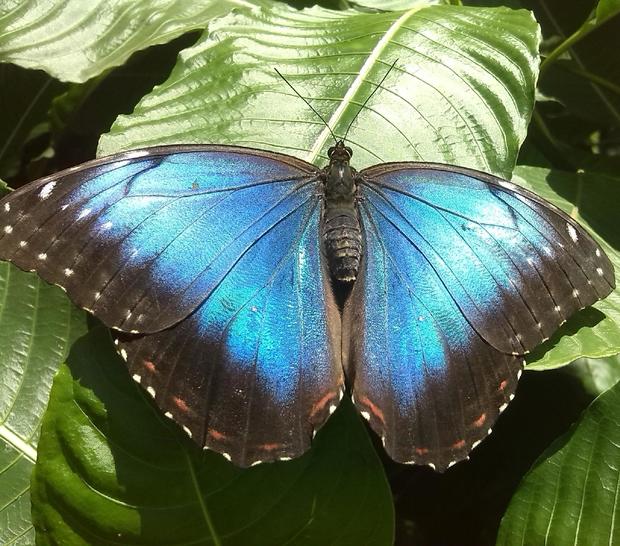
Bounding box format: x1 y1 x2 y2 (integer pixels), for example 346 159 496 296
99 3 541 179
351 0 445 10
497 379 620 546
0 0 269 83
512 166 620 369
31 327 393 545
594 0 620 25
567 355 620 396
0 263 87 546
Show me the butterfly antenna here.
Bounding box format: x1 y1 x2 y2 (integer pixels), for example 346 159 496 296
342 59 399 144
274 68 339 144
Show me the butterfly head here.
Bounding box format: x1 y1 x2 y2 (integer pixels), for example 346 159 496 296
327 140 353 162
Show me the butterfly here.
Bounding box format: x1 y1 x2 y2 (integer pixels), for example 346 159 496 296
0 140 614 471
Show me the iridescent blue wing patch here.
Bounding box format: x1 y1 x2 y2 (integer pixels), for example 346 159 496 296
345 163 614 471
0 145 343 465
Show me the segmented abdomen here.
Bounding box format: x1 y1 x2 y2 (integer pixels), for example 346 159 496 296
322 205 363 282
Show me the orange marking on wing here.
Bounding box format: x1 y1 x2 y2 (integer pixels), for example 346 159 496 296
451 439 466 450
259 443 282 452
144 360 156 373
499 379 508 391
473 413 487 428
310 390 337 418
415 447 429 456
359 396 385 425
208 428 226 441
172 396 189 413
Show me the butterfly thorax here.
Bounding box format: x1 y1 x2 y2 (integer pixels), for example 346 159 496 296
321 141 363 283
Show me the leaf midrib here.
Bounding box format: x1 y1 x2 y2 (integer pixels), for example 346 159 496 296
306 7 425 163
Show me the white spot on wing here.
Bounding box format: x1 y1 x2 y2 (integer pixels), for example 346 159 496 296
279 456 291 462
447 460 457 469
124 150 151 159
39 181 56 199
572 289 579 298
499 402 508 412
132 374 141 383
77 208 92 220
596 248 601 258
566 223 578 243
222 452 232 462
64 268 73 276
164 411 173 419
3 225 12 234
360 411 370 421
428 463 436 471
597 267 604 276
37 253 47 260
101 221 113 230
120 349 128 360
554 305 562 312
19 240 27 247
182 425 192 438
3 203 9 212
472 439 482 449
146 386 156 398
329 404 337 415
251 460 263 467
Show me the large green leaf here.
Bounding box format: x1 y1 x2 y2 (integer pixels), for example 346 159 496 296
0 263 87 545
497 379 620 546
100 3 541 179
0 0 268 83
513 166 620 369
31 327 393 545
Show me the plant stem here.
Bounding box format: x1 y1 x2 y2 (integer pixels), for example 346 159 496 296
559 64 620 96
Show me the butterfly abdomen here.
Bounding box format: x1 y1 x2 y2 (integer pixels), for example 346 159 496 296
322 204 362 282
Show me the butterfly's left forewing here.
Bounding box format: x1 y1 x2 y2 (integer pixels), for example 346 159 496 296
0 146 322 333
345 163 614 470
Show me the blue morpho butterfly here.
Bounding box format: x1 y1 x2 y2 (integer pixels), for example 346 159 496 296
0 74 615 472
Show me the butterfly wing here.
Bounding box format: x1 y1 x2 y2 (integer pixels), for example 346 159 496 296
345 163 614 470
0 145 321 332
0 145 343 465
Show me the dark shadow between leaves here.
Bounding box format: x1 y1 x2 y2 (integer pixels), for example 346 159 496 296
384 366 593 546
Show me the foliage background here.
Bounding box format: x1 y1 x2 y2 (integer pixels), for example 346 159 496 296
0 0 619 545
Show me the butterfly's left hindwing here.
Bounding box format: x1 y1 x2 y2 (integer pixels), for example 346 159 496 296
346 163 614 470
0 145 344 465
117 200 343 466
